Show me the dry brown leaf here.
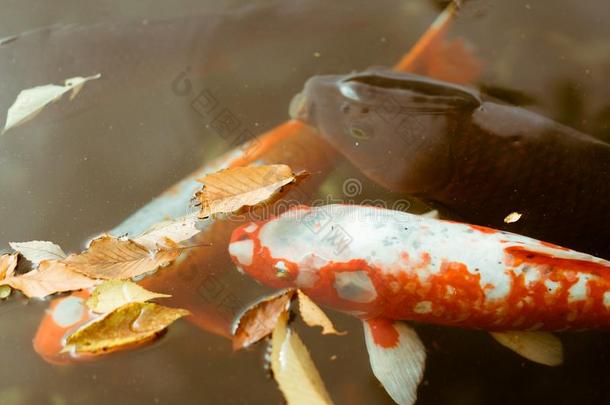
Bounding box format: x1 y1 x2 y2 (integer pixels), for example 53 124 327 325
232 289 295 350
9 240 67 265
195 164 299 218
86 280 171 313
0 253 18 279
0 260 99 298
297 290 345 336
270 311 334 405
63 301 189 354
64 235 181 280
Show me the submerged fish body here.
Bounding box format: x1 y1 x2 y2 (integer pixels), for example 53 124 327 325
291 69 610 259
230 204 610 331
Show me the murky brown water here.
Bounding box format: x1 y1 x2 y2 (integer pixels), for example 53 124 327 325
2 0 610 403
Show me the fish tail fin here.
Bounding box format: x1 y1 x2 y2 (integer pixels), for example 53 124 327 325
393 1 483 85
393 1 457 72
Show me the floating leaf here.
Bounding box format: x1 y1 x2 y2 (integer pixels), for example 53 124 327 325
504 212 523 224
232 289 295 350
296 290 345 336
0 260 99 298
63 302 189 354
64 235 181 280
195 164 301 218
9 240 67 266
270 311 333 405
0 253 18 298
2 74 101 134
86 280 171 313
0 253 18 279
134 213 201 251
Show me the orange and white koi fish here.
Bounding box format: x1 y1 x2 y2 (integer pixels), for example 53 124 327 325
229 204 610 403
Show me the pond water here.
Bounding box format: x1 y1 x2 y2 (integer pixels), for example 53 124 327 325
1 0 610 403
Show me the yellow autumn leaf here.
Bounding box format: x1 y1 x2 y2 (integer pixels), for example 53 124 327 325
271 311 334 405
64 235 181 280
297 290 345 336
232 289 295 350
63 302 189 354
195 164 300 218
0 253 18 279
86 280 171 313
0 260 99 298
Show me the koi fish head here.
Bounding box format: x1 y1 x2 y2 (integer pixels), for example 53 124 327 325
228 211 302 290
290 69 481 194
33 290 95 365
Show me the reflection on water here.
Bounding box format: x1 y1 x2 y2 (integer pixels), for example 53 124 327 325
1 0 610 403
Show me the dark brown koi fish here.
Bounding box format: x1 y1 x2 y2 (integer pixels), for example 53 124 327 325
290 69 610 258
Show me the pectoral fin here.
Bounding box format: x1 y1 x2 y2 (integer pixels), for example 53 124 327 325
490 331 563 366
363 319 426 405
421 210 440 219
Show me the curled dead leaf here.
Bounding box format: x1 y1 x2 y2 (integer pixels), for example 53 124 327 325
195 164 302 218
296 290 345 336
64 235 181 280
270 311 334 405
232 289 295 350
87 280 171 313
63 302 189 354
0 260 99 298
0 253 18 279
